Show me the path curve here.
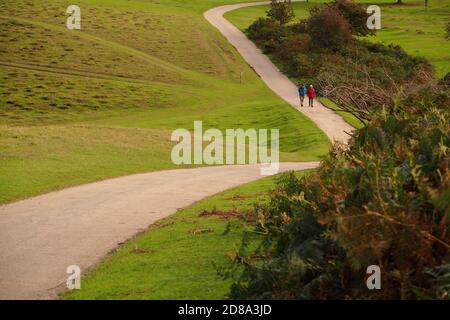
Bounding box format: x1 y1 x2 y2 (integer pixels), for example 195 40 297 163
204 1 353 143
0 1 352 300
0 163 318 299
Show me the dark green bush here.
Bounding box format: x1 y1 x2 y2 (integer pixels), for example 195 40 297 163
245 1 432 92
439 73 450 86
307 5 352 52
247 17 281 42
227 0 447 300
330 0 373 36
227 86 450 299
267 0 295 25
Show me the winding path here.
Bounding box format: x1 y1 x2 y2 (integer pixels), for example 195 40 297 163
205 1 353 143
0 1 352 300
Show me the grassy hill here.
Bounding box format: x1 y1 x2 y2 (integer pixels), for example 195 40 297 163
0 0 330 204
225 0 450 78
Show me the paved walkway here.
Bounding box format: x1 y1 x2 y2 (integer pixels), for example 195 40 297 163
204 1 353 143
0 163 319 299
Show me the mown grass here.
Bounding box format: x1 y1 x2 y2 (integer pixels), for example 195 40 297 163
0 0 329 204
225 0 450 78
63 170 310 300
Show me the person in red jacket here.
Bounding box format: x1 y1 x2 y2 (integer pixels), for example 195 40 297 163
307 84 315 108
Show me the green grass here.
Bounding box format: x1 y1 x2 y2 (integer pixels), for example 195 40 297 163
0 0 329 204
63 170 310 300
225 0 450 78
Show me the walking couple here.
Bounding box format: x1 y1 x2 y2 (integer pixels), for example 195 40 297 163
298 83 315 108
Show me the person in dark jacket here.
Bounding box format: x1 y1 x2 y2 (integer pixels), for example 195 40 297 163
298 83 306 107
307 84 315 108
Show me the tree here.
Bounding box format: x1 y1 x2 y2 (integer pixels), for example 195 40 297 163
267 0 295 25
307 6 352 51
330 0 373 36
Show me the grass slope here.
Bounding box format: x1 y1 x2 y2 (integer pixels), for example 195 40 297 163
225 0 450 78
0 0 329 204
63 171 310 300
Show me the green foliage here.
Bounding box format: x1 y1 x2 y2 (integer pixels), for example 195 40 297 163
267 0 295 25
246 17 283 51
226 0 450 78
245 3 432 88
422 264 450 299
300 0 373 51
226 85 450 299
439 73 450 86
228 172 351 299
329 0 372 37
307 5 352 51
